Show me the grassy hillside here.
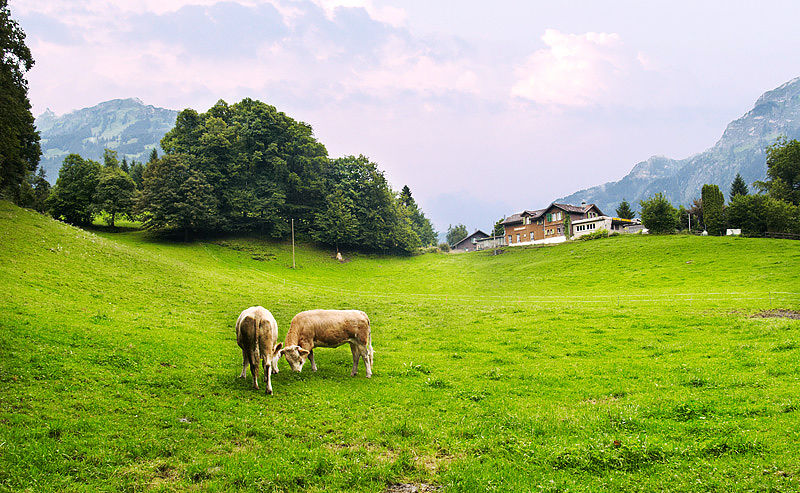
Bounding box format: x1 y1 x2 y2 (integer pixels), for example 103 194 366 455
1 200 799 492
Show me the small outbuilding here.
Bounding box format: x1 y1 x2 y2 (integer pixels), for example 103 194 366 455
451 230 490 252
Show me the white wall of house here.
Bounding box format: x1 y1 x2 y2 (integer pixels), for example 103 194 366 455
572 216 612 238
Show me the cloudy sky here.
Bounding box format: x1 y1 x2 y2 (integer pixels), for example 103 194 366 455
11 0 800 233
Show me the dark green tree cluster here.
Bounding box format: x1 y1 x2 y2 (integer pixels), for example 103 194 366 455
137 99 431 253
639 193 678 234
46 150 140 227
446 223 468 245
727 137 800 235
0 0 41 204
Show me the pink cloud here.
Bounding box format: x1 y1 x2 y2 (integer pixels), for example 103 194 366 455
511 29 646 107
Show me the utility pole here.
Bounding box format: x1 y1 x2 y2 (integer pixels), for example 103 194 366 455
291 218 296 269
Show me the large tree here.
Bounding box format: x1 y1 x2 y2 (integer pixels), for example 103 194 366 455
46 154 102 225
94 167 136 227
138 154 219 240
160 99 328 236
0 0 41 203
639 193 678 234
701 184 725 235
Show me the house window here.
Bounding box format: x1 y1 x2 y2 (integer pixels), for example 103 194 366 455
516 233 520 243
546 213 552 222
557 226 562 234
508 235 512 244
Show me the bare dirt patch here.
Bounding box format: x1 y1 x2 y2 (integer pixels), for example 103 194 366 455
385 484 442 493
751 309 800 319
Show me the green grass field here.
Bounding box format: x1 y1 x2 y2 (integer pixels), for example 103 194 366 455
1 200 799 492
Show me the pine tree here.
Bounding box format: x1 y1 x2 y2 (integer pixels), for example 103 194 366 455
615 199 635 219
729 173 748 201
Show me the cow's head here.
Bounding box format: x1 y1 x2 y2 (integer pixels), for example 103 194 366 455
280 345 310 372
269 343 283 374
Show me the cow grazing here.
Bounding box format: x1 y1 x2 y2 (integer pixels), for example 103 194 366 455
235 306 283 394
281 309 373 378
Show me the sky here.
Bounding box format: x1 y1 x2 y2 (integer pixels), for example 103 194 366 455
11 0 800 233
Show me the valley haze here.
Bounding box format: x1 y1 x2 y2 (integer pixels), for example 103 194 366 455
15 0 800 232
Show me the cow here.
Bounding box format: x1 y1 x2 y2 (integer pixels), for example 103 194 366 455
235 306 283 394
281 309 373 378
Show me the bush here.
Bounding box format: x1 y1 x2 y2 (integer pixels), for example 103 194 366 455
438 242 450 252
640 193 678 234
579 229 610 241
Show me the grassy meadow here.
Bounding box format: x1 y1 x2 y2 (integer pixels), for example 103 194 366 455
1 199 800 492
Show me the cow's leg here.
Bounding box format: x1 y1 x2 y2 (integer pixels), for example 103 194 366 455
365 343 373 378
265 366 273 395
350 343 360 376
249 350 259 390
309 349 318 372
239 348 248 378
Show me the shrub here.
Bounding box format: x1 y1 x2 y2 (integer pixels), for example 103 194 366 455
438 242 450 252
579 228 610 241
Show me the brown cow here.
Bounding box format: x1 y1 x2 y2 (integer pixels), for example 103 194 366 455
281 309 373 378
236 306 283 394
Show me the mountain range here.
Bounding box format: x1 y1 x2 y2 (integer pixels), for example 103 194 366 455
35 78 800 212
557 77 800 214
35 98 178 183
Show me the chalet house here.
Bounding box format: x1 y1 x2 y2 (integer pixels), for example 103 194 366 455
501 202 604 246
451 230 490 252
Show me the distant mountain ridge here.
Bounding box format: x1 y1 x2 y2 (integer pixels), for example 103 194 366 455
557 77 800 214
35 98 178 183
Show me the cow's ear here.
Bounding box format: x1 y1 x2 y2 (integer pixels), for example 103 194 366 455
298 348 310 357
274 342 284 353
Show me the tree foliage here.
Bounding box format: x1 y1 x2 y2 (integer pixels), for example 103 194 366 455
159 99 328 236
756 136 800 206
729 173 749 201
0 0 41 203
398 185 437 246
701 184 725 235
45 154 102 225
446 223 468 245
138 154 219 240
727 193 799 235
492 218 504 237
615 199 635 219
312 188 358 252
639 193 678 234
94 167 136 227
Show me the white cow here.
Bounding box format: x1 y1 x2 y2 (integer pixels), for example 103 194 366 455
235 306 283 394
281 309 373 378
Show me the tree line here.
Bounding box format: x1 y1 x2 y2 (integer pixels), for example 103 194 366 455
635 137 800 236
36 99 438 253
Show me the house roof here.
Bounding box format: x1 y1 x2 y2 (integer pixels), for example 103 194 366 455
551 202 604 215
451 229 490 247
502 203 604 226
